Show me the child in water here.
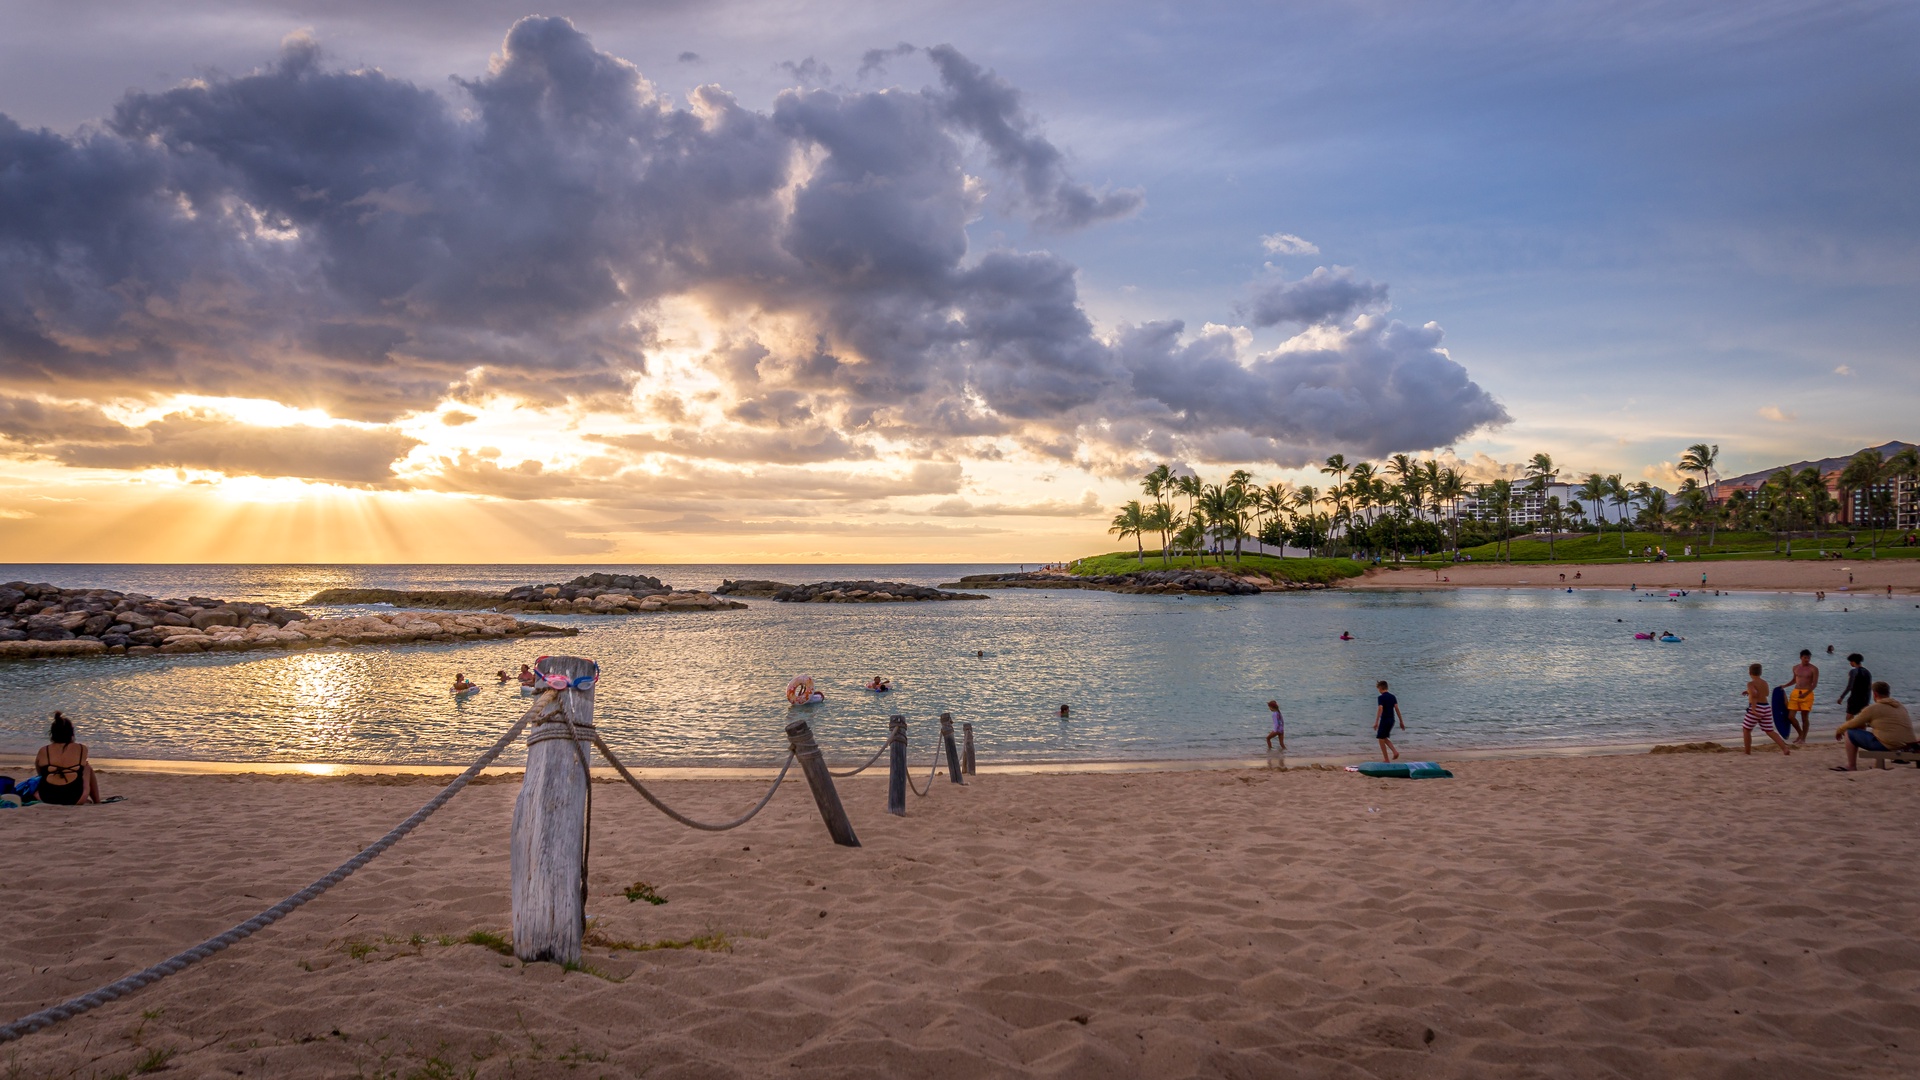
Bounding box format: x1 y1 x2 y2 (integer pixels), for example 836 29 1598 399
1266 700 1285 751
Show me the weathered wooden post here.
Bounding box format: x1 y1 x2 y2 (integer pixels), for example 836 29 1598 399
940 712 964 784
786 718 860 847
962 721 976 776
511 656 597 964
887 715 908 816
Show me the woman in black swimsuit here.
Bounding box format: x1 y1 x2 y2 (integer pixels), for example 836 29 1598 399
34 712 103 805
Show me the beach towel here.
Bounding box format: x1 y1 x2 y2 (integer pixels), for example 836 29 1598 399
1347 761 1453 779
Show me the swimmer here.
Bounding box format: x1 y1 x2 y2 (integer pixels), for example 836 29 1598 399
1059 704 1070 720
452 673 475 693
518 664 537 686
977 650 984 659
1339 631 1353 641
496 670 510 684
867 676 891 692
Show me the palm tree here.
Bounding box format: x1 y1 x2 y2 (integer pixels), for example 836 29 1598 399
1678 444 1720 547
1486 480 1515 562
1141 463 1173 520
1143 503 1178 565
1174 473 1204 545
1765 469 1800 555
1348 463 1379 527
1290 486 1321 556
1109 501 1148 565
1607 474 1633 552
1432 468 1467 556
1576 474 1609 536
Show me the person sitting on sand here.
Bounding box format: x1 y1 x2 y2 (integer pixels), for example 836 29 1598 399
34 712 104 806
1266 699 1285 752
518 664 537 687
1739 664 1792 756
1831 682 1915 771
452 673 476 694
1373 681 1403 762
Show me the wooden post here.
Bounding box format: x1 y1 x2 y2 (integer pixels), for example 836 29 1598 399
940 712 964 784
511 656 596 964
887 715 907 816
786 718 860 847
962 721 976 776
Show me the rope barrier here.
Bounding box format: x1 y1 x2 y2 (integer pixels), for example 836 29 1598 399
0 698 551 1045
906 742 941 798
827 734 895 778
591 733 795 832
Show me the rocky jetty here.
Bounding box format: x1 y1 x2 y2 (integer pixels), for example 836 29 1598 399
0 581 573 660
308 572 746 615
943 570 1327 595
715 579 986 603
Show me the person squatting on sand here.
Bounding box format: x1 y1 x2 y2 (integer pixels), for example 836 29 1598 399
34 712 105 806
1373 681 1404 762
1266 699 1285 752
1741 664 1792 756
1831 682 1915 771
1788 649 1819 745
1837 653 1872 720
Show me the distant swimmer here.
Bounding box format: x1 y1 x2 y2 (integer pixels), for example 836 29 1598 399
1340 631 1354 641
496 669 511 684
1059 704 1070 720
518 664 537 687
976 650 984 659
866 676 891 692
452 673 477 695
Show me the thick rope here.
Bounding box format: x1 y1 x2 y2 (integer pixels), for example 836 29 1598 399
591 733 794 832
906 742 941 798
827 734 895 778
0 698 551 1045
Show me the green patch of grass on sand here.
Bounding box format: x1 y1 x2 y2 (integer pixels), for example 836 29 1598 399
1072 550 1367 584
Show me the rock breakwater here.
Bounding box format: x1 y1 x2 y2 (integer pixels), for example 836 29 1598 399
308 572 746 614
0 582 573 660
715 580 986 603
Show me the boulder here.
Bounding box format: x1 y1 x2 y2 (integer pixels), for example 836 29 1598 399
190 609 241 629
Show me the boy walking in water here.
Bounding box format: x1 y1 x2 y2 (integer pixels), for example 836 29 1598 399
1373 681 1404 762
1741 663 1792 756
1787 649 1819 744
1266 700 1285 752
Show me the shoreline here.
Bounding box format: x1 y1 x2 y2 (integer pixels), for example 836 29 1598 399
1348 558 1920 593
0 736 1729 780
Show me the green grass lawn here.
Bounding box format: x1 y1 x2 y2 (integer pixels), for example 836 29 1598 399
1411 530 1920 565
1071 550 1368 584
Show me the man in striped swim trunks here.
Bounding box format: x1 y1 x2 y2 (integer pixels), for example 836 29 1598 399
1742 663 1792 756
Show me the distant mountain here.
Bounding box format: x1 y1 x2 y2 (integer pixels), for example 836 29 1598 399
1719 441 1914 489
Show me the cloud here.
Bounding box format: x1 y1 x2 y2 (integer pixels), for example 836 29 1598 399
677 51 700 63
924 491 1101 516
1245 266 1389 327
1834 364 1854 376
858 43 916 79
47 409 417 484
1757 404 1797 422
0 17 1507 488
1260 233 1319 256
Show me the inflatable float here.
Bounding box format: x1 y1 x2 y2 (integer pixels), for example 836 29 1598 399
786 675 825 706
1634 632 1655 640
1660 634 1683 642
453 684 481 698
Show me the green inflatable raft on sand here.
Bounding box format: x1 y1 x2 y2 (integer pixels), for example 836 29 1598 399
1350 761 1452 779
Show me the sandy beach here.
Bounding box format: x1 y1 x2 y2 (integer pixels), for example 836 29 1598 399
1352 558 1920 593
4 746 1917 1078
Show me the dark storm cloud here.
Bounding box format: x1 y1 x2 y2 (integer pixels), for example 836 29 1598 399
1245 266 1390 327
0 17 1507 476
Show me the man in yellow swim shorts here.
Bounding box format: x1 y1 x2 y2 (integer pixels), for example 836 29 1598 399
1787 649 1819 745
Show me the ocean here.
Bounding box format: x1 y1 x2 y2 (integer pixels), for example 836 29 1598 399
2 563 1914 769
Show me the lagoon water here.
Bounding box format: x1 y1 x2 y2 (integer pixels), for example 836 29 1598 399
2 563 1915 768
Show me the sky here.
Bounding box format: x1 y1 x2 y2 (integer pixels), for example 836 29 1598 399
0 0 1915 562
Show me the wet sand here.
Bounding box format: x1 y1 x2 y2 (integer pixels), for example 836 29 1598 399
1353 557 1920 593
3 745 1917 1077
